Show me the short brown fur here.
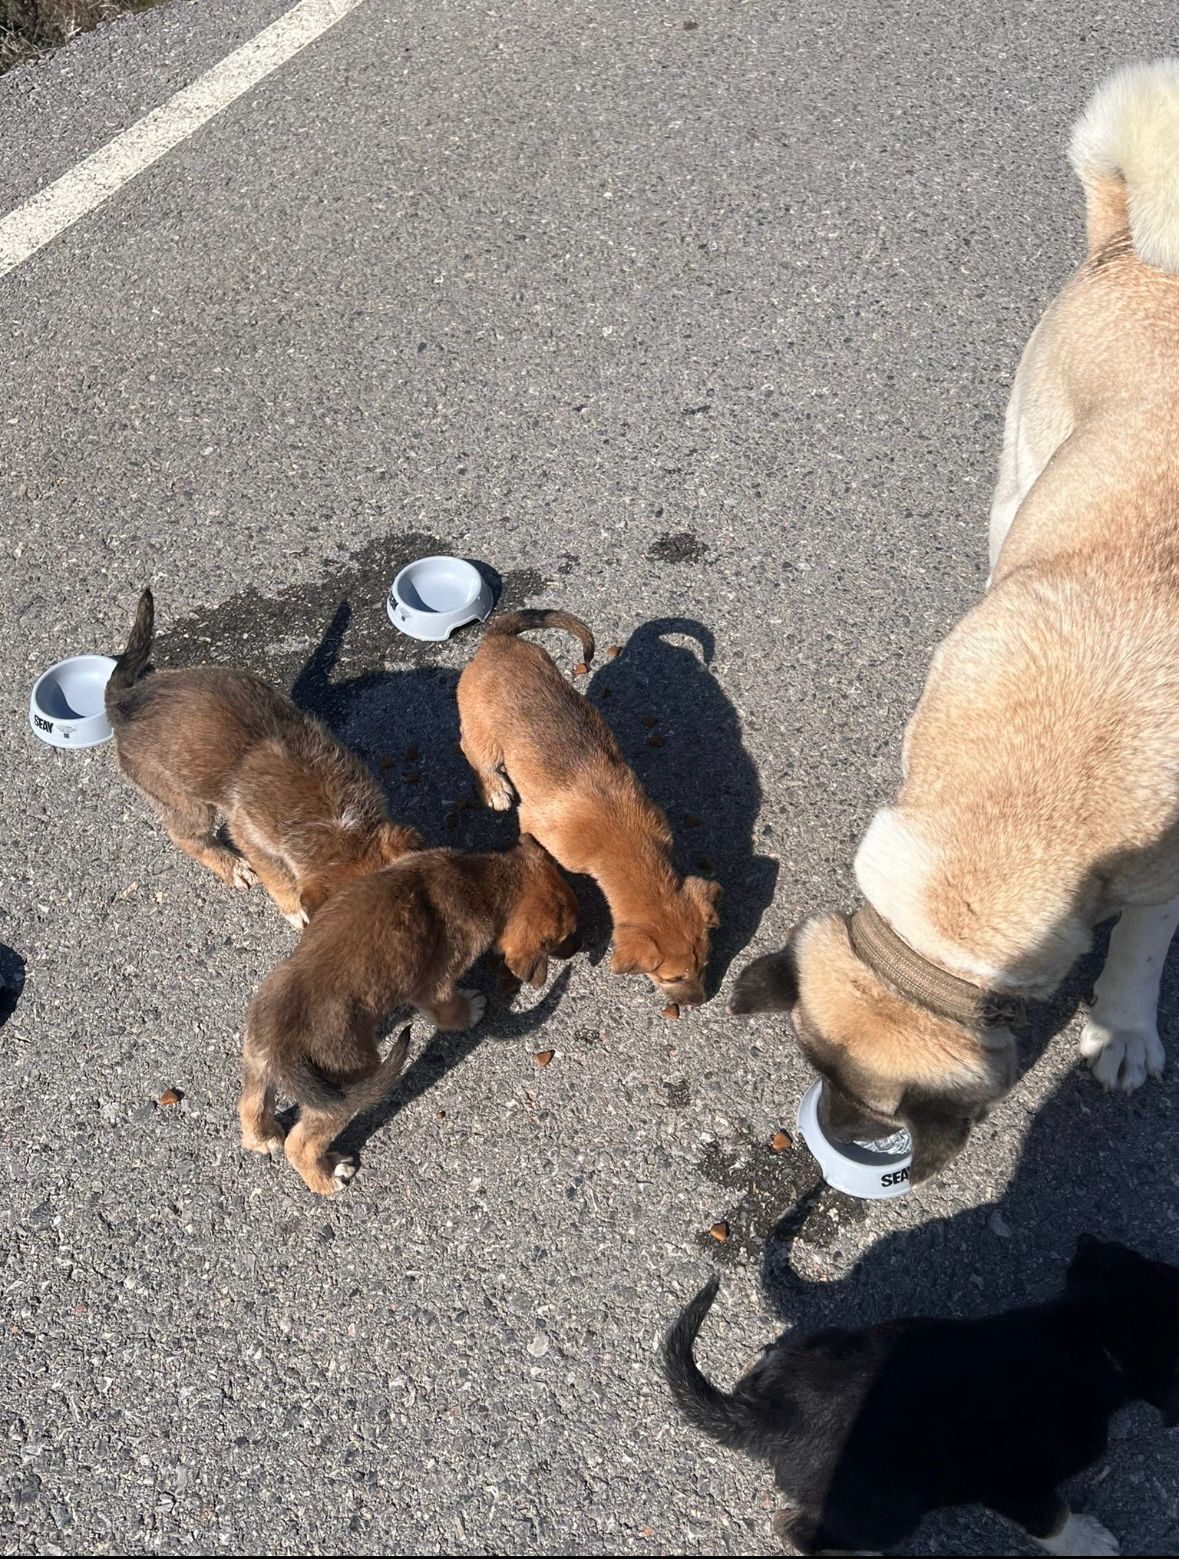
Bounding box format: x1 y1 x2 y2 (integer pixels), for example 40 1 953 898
240 838 580 1194
106 590 421 926
456 609 720 1005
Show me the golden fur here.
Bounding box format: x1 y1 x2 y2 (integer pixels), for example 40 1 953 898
457 609 720 1005
106 590 421 927
734 61 1179 1179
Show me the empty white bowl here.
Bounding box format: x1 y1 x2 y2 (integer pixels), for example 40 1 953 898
29 655 117 749
796 1081 912 1200
387 556 493 642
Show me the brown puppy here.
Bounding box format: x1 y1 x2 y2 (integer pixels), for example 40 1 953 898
734 61 1179 1182
106 590 421 926
457 609 720 1006
240 837 580 1194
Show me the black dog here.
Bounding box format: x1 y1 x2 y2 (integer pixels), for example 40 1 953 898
664 1237 1179 1555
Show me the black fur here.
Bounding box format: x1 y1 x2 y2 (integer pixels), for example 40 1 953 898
107 587 155 699
729 944 798 1013
664 1237 1179 1554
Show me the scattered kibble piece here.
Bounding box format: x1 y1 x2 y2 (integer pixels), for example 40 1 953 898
379 757 396 770
661 1003 680 1021
158 1088 183 1107
641 715 657 729
601 687 612 699
647 734 665 749
684 813 701 828
574 661 589 677
770 1130 792 1152
639 1528 655 1540
606 644 621 660
406 772 421 785
436 1108 446 1121
696 855 713 872
406 744 420 761
445 812 459 830
534 1049 555 1068
708 1220 730 1243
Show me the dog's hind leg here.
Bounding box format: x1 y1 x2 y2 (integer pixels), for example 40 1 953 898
226 814 307 927
155 796 257 891
284 1107 356 1196
239 1033 284 1156
1080 897 1179 1092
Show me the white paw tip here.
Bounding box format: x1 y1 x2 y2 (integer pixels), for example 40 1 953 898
332 1158 356 1184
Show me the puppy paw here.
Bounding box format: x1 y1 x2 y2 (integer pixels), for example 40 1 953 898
485 783 514 811
231 859 258 892
283 906 310 931
1039 1511 1120 1556
331 1155 357 1189
1079 1014 1164 1092
300 1155 356 1196
241 1127 285 1156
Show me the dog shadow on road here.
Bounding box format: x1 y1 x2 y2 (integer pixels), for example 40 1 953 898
585 617 778 994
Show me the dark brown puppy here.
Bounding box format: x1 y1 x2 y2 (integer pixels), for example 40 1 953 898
457 609 720 1006
106 590 421 926
240 837 580 1195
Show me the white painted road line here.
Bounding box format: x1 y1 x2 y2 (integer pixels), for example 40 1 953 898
0 0 370 280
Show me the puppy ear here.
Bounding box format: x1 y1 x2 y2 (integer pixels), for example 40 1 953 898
903 1103 973 1185
684 875 722 929
611 925 661 976
507 947 550 989
730 941 798 1014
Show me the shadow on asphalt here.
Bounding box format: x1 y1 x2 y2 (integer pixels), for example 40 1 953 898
0 944 25 1030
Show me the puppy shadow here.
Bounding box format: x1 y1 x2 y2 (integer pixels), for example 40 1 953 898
586 618 777 991
333 963 575 1167
290 600 515 852
746 931 1179 1553
0 945 25 1031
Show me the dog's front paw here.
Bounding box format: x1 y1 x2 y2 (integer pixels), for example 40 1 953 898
331 1155 357 1189
231 859 258 891
1041 1511 1120 1556
1079 1013 1164 1093
284 906 310 931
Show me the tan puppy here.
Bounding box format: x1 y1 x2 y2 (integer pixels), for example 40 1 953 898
106 590 421 927
239 838 580 1194
734 60 1179 1181
457 609 720 1006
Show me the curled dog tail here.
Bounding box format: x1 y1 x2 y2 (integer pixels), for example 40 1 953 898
484 609 595 663
662 1277 766 1453
1070 59 1179 270
281 1026 412 1115
107 588 155 701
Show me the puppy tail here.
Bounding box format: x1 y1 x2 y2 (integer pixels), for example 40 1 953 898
282 1026 412 1114
484 609 595 663
107 588 155 700
1070 59 1179 269
662 1277 765 1453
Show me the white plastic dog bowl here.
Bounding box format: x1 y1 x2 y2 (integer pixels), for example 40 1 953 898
796 1081 912 1200
29 655 117 749
387 556 493 642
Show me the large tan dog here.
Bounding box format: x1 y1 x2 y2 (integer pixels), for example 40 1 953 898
734 61 1179 1182
457 609 720 1006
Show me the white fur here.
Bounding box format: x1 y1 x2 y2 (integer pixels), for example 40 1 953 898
1036 1509 1119 1556
1080 897 1178 1092
854 807 1004 986
1070 59 1179 273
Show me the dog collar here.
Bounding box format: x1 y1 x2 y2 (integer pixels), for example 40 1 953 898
847 902 1025 1031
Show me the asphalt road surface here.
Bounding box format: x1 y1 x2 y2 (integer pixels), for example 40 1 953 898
3 3 1179 1554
